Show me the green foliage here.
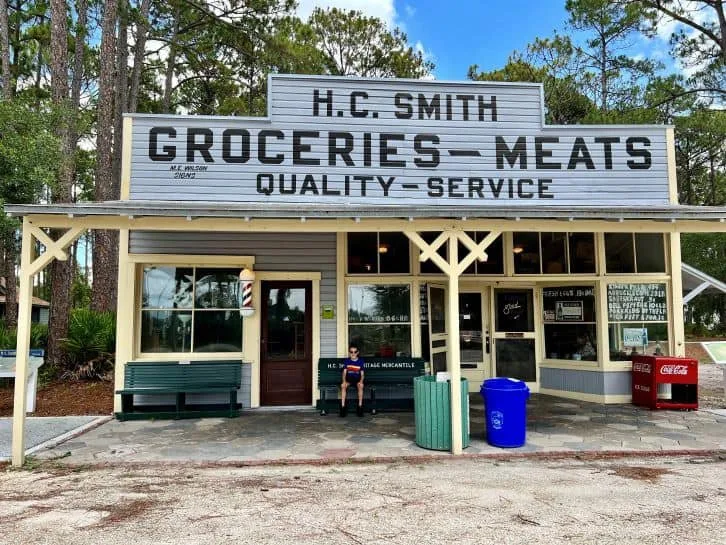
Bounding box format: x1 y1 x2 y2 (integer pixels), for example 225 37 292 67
60 309 116 381
30 322 48 350
0 321 17 349
71 272 92 309
682 233 726 333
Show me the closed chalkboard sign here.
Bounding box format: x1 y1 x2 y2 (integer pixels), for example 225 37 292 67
607 283 667 322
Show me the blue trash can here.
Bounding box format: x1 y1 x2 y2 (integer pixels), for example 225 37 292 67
480 378 530 448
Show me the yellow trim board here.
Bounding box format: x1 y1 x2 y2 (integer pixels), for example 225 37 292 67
128 253 255 266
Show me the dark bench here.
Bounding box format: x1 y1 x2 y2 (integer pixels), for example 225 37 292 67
115 360 242 421
316 357 426 415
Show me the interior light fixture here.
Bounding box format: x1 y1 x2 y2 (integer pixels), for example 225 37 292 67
378 244 389 254
512 246 524 254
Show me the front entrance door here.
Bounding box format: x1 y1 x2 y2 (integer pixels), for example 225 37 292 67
459 290 491 388
260 281 312 405
492 288 537 384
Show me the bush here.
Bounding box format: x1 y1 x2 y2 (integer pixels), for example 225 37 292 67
31 323 48 350
61 309 116 381
0 321 17 349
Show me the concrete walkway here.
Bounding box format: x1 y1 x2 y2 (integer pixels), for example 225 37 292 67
30 395 726 465
0 416 110 461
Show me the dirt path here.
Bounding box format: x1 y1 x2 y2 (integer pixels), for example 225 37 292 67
1 456 725 545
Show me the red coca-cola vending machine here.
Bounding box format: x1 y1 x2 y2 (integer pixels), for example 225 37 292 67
631 356 698 410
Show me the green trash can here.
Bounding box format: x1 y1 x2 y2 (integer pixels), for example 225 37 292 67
414 376 470 450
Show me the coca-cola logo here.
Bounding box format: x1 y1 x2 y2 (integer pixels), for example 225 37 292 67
659 364 689 375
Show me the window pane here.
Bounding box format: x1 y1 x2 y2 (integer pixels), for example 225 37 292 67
194 268 241 309
420 232 447 274
495 290 534 332
142 266 193 309
609 322 669 361
541 232 567 274
429 286 446 334
542 286 596 323
605 233 635 273
379 232 410 274
544 324 597 361
348 284 411 323
265 287 307 360
348 324 412 358
347 233 378 274
460 293 483 365
140 310 192 352
513 232 541 274
495 339 536 381
193 310 242 352
635 234 666 273
476 232 504 275
569 233 596 274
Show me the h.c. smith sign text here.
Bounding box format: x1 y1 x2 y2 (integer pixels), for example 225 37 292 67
128 75 670 206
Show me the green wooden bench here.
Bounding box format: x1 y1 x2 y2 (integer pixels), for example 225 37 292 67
316 357 426 415
115 360 243 421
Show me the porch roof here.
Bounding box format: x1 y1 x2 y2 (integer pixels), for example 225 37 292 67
6 200 726 222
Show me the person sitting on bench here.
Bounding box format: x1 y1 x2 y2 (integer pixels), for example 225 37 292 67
340 344 365 417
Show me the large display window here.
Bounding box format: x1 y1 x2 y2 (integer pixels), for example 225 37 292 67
140 266 242 353
607 283 669 361
347 284 412 357
542 286 597 361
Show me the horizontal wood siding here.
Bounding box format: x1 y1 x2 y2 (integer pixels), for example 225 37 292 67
127 75 670 206
540 368 632 396
129 231 337 357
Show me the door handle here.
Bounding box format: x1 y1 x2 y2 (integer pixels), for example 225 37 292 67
485 334 490 354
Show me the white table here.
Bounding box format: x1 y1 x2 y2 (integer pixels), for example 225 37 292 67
0 356 45 413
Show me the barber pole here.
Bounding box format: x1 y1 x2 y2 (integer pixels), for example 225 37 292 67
239 267 256 317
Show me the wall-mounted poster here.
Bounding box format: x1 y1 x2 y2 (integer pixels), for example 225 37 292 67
607 283 667 322
556 301 583 321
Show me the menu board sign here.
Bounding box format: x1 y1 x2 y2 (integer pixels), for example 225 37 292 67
607 283 667 322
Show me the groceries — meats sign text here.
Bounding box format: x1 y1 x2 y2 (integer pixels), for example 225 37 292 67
130 75 670 206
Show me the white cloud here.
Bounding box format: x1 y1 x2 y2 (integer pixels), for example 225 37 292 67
404 4 416 18
296 0 397 27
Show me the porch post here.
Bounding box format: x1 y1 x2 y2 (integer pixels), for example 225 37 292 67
447 232 463 455
11 219 35 467
670 232 686 357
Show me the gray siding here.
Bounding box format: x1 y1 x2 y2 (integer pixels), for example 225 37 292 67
133 362 252 408
130 231 337 357
540 368 632 397
127 75 670 206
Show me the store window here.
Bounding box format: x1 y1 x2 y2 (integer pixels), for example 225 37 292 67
460 232 504 275
141 266 242 353
542 286 597 361
347 232 410 274
605 233 666 274
348 284 412 357
513 232 596 275
607 283 669 361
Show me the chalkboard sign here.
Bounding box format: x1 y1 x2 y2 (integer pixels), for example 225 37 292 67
542 286 595 323
607 283 667 322
495 290 534 332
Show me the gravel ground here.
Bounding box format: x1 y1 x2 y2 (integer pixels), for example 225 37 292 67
699 363 725 409
1 456 725 545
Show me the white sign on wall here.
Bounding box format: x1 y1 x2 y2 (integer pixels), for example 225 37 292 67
128 74 670 206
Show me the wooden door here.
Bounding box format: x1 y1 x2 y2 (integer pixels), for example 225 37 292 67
260 281 312 405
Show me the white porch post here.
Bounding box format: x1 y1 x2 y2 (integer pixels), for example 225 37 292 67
11 219 35 467
447 232 463 455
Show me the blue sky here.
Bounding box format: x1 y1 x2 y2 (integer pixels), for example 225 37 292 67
295 0 694 80
399 0 570 79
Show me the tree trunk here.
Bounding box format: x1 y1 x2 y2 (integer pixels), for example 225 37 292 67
128 0 151 113
47 0 73 367
0 0 10 99
112 1 128 198
162 5 180 113
3 240 17 327
91 0 119 312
